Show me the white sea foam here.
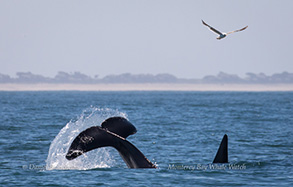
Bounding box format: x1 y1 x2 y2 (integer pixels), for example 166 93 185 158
45 107 127 170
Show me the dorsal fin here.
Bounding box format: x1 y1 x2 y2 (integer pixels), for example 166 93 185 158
101 117 137 139
213 134 228 163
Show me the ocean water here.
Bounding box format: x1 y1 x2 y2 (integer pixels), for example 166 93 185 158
0 91 292 186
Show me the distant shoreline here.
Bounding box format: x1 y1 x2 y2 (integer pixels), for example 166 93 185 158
1 83 293 91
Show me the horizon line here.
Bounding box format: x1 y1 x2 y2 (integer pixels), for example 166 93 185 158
1 71 292 79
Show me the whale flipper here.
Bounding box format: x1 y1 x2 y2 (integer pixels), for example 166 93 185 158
213 134 228 163
66 117 156 168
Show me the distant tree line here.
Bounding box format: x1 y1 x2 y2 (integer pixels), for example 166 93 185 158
0 71 293 84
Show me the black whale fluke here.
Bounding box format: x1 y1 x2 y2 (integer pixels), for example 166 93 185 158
213 134 228 163
65 117 156 168
101 117 137 139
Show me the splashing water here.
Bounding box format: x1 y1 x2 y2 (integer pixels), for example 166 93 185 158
46 107 127 170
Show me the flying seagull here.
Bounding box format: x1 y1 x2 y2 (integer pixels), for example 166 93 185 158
202 20 248 40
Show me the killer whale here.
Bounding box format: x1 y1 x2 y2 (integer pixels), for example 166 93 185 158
66 116 228 168
213 134 228 163
66 117 156 168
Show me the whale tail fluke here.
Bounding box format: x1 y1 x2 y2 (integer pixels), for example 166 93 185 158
213 134 228 163
101 117 137 138
65 117 156 168
65 126 115 160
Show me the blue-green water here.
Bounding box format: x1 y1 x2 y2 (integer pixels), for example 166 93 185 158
0 91 292 186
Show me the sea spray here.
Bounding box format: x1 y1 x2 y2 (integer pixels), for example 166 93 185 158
46 107 127 170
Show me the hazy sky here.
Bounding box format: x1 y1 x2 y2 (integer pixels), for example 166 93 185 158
1 0 293 78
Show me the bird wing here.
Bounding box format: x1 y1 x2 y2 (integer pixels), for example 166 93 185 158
202 20 223 36
226 26 248 35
